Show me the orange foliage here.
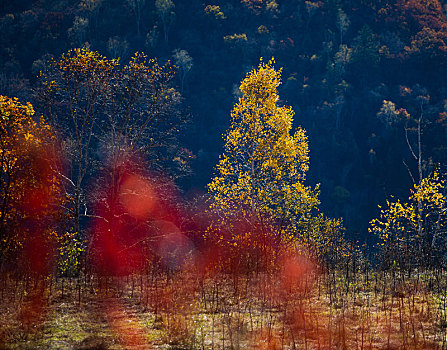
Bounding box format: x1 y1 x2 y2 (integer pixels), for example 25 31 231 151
397 0 446 31
0 95 64 271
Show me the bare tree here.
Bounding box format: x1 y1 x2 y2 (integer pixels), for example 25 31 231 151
35 49 188 242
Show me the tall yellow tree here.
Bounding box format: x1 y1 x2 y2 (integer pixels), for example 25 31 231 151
207 59 337 265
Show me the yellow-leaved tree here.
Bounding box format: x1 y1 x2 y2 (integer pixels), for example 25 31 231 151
0 96 65 269
369 170 446 270
207 59 343 271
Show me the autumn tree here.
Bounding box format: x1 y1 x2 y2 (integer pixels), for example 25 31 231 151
0 96 63 268
372 87 447 270
36 48 188 268
97 52 186 175
376 87 434 244
93 52 188 248
37 48 118 239
207 59 340 269
370 171 446 270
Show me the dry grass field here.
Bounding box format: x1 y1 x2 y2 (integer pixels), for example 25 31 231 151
1 267 446 349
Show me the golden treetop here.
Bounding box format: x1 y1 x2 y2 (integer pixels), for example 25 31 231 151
208 59 318 225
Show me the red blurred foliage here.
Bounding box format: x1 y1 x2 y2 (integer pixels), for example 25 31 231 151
90 156 191 276
154 221 194 270
119 174 157 220
17 143 64 277
14 143 66 335
280 253 316 292
18 291 46 334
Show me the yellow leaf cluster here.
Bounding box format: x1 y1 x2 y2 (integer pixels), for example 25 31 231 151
369 170 446 263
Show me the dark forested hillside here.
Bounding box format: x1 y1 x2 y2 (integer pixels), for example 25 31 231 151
2 0 447 236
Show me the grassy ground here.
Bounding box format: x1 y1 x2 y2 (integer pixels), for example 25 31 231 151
0 269 446 349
